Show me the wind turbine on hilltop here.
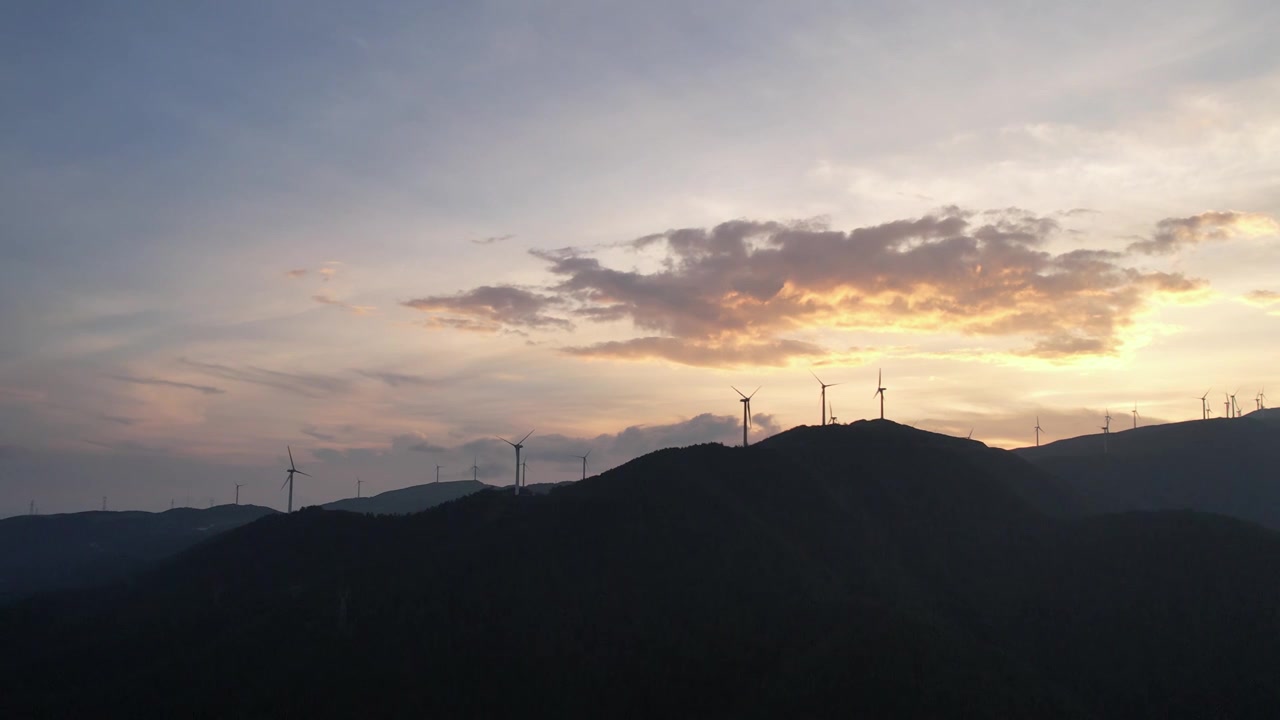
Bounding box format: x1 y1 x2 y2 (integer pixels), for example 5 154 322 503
234 483 244 505
732 386 759 447
1131 404 1140 429
356 477 364 498
810 371 840 426
436 464 442 484
873 369 887 420
521 461 528 489
499 430 534 495
828 402 837 425
1034 417 1045 447
471 455 479 483
282 446 310 513
1197 389 1211 420
1259 390 1268 411
1230 389 1241 418
574 450 591 481
1101 410 1112 454
1225 393 1232 419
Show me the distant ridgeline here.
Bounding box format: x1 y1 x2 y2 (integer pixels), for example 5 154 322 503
4 419 1280 717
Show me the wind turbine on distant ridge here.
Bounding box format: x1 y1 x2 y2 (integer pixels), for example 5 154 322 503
472 456 478 483
234 483 244 505
1131 404 1139 429
356 477 364 498
873 369 887 420
732 386 759 447
436 464 442 484
574 450 591 481
1197 389 1211 420
499 431 534 495
1033 416 1044 447
1101 410 1112 454
1230 389 1241 418
281 446 311 513
810 371 840 426
1225 393 1232 419
828 402 837 425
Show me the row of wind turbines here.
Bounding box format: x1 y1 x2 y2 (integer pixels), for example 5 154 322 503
271 374 1268 512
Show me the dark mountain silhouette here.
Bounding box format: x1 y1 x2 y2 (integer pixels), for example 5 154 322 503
4 420 1280 718
1016 412 1280 528
0 504 276 605
321 479 489 514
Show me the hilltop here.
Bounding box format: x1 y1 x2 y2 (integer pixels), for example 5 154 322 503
1016 412 1280 527
321 479 489 515
4 420 1280 718
0 503 276 604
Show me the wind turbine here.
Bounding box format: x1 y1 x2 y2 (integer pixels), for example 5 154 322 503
1131 403 1139 429
282 446 311 513
436 464 442 484
966 428 974 440
574 450 591 481
356 477 364 498
1260 389 1268 410
520 461 528 489
873 369 887 420
732 386 759 447
828 402 837 425
1230 389 1241 418
234 483 244 505
102 496 107 511
1225 393 1231 419
1033 416 1044 447
499 430 534 495
810 371 840 426
471 455 478 483
1197 389 1211 420
1100 410 1111 454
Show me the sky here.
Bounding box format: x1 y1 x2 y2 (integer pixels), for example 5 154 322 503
2 0 1279 516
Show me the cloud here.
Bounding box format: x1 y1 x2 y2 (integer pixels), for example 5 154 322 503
110 375 226 395
318 262 341 282
312 293 376 315
402 285 573 331
99 414 137 426
301 426 338 442
564 337 827 367
470 234 516 245
1127 211 1278 255
356 370 436 388
1243 289 1280 306
180 359 349 399
284 269 308 279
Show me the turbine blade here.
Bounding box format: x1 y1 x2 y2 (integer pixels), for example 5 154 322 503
585 449 591 458
519 429 535 444
296 471 312 477
288 446 295 468
497 436 516 447
748 386 760 399
810 370 823 384
731 385 747 399
281 476 290 490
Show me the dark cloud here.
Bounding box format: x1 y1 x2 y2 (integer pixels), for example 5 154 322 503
470 234 515 245
409 208 1241 363
1127 211 1278 255
181 359 349 399
357 370 436 388
402 285 572 331
109 375 226 395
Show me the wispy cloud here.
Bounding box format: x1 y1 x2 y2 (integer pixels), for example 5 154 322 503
312 293 376 315
180 359 349 399
402 285 572 331
110 375 226 395
470 234 515 245
1127 211 1278 255
301 425 338 442
284 269 308 279
356 370 436 388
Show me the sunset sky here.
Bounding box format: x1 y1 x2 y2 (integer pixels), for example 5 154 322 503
3 1 1278 515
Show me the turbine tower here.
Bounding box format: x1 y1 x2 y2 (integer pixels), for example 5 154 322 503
102 496 107 511
1131 404 1139 429
1033 416 1044 447
356 477 364 498
1197 389 1211 420
810 371 840 426
732 386 759 447
1101 410 1112 454
436 464 442 484
574 450 591 481
828 402 837 425
521 461 528 489
1230 389 1241 418
234 483 244 505
471 456 478 483
499 430 534 495
1260 389 1268 410
873 369 887 420
1225 393 1231 419
282 446 311 513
